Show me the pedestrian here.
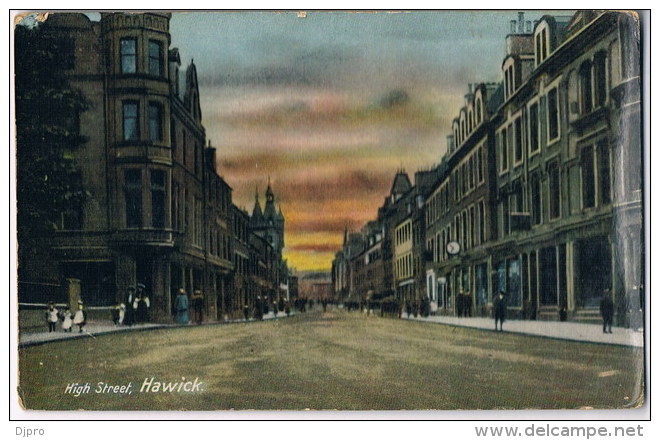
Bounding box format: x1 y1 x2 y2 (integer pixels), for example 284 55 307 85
243 304 250 321
45 302 59 332
465 293 472 317
136 284 150 323
600 289 614 334
73 300 87 333
124 286 136 326
118 303 126 325
255 296 263 320
111 303 122 325
493 290 506 331
60 306 73 332
285 301 291 317
405 301 412 318
192 290 204 324
174 288 190 324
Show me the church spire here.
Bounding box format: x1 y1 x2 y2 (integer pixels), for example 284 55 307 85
266 176 274 203
252 186 263 219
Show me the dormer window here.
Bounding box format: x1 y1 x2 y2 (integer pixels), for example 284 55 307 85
503 57 517 100
534 21 550 66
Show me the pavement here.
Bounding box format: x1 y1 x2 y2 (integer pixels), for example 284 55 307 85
399 314 644 348
18 309 644 348
17 311 290 347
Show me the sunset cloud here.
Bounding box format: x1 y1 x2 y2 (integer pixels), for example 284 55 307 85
167 11 549 272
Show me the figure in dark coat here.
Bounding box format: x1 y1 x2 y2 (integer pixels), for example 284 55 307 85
135 284 150 324
493 291 506 331
255 296 264 320
192 290 204 324
600 289 614 334
124 287 136 326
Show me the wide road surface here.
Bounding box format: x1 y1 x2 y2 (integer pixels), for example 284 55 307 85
18 310 644 410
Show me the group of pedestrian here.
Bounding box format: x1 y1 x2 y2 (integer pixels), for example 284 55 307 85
456 293 473 317
119 284 151 326
44 300 87 333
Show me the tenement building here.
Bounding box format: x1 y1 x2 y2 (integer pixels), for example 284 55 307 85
17 12 289 322
334 11 643 325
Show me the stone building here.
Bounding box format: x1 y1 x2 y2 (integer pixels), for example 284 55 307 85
16 12 290 323
335 11 643 325
423 11 643 324
425 83 501 316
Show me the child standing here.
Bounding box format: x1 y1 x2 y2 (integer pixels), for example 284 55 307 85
73 300 87 333
45 302 59 332
61 306 73 332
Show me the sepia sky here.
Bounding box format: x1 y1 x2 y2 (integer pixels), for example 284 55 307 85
168 10 553 272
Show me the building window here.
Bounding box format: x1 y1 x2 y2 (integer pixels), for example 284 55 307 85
468 156 475 190
499 127 509 173
514 117 523 164
478 200 486 243
194 143 201 176
593 52 607 108
476 97 482 124
461 210 468 250
124 169 142 228
120 38 137 74
171 180 179 231
548 162 560 219
476 146 484 184
530 173 542 225
122 101 139 141
528 102 539 154
469 205 476 248
581 146 595 209
598 141 612 205
148 102 163 142
170 119 177 154
541 28 548 60
579 61 593 114
148 40 164 77
150 170 166 228
547 88 560 142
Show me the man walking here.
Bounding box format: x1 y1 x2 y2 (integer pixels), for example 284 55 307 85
600 289 614 334
493 290 506 332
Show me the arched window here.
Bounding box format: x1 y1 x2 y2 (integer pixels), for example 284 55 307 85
593 51 608 108
579 61 593 114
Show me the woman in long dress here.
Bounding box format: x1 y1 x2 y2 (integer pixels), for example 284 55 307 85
174 288 189 324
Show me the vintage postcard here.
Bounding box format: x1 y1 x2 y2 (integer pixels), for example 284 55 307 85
12 9 647 418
